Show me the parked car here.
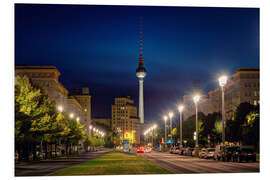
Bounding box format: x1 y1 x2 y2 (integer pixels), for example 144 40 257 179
169 147 175 154
221 146 239 161
178 148 185 155
192 148 200 157
183 147 193 156
232 147 256 162
145 146 152 153
136 145 144 153
187 148 194 156
183 147 189 156
214 145 223 160
173 147 180 154
199 148 208 158
206 148 215 159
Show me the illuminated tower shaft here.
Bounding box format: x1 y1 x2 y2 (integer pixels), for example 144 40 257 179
136 17 147 124
139 79 144 123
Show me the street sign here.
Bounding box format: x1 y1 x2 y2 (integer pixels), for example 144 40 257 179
166 139 174 144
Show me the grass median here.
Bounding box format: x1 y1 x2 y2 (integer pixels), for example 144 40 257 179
51 152 172 175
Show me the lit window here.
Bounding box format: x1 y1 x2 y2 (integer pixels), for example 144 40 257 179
254 100 257 106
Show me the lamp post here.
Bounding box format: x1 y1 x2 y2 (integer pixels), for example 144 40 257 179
168 112 173 135
193 95 200 156
219 75 228 145
151 127 154 146
69 113 74 119
178 105 184 151
153 124 157 147
164 116 168 149
57 105 63 112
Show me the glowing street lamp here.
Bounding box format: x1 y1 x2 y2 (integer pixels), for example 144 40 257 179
69 113 74 119
193 95 200 155
178 105 184 151
76 117 80 122
219 75 228 145
168 112 174 135
57 105 63 112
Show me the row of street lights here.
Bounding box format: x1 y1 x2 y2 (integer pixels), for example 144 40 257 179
144 124 157 145
162 75 228 154
89 125 105 137
57 105 81 122
57 105 106 137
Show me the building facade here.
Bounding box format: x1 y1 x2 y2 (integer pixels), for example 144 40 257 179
92 118 111 129
15 66 92 136
15 66 69 109
208 68 260 119
111 96 140 144
71 88 92 136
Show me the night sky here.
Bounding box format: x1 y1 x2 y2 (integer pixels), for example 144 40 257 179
15 4 259 124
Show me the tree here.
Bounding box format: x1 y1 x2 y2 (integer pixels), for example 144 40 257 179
15 75 50 160
242 105 260 151
183 112 206 146
226 102 256 145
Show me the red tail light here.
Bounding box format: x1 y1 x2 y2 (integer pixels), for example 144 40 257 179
241 152 247 156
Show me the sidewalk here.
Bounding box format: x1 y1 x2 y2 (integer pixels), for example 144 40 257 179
15 148 113 176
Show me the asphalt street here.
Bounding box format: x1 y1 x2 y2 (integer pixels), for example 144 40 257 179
15 148 113 176
140 151 259 174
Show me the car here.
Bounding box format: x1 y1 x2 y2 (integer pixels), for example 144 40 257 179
169 147 175 154
199 148 208 158
232 147 256 162
183 148 189 156
173 147 180 154
145 146 152 153
206 148 215 159
214 145 223 160
179 148 186 155
192 148 200 156
136 146 145 153
221 146 239 161
185 148 194 156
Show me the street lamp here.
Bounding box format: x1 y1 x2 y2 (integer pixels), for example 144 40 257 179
168 112 173 135
151 124 157 147
57 105 63 112
69 113 74 119
76 117 80 122
178 105 184 151
219 75 228 145
193 95 200 156
164 116 168 147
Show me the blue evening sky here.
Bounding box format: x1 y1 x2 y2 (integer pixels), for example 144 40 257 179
15 4 259 124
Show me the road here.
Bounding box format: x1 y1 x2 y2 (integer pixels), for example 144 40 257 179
140 151 259 174
15 148 113 176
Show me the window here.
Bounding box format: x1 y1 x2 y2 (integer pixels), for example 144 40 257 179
254 100 257 106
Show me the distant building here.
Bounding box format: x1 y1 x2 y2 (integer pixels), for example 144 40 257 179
71 88 92 136
92 118 111 129
111 96 140 144
208 68 260 119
